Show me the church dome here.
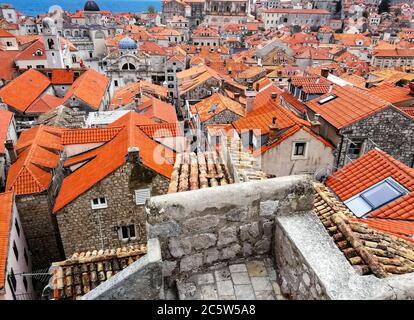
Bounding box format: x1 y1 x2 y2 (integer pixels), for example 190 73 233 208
119 36 137 50
84 0 100 12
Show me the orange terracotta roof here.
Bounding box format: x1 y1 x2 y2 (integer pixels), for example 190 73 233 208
280 92 306 114
26 94 63 114
0 109 13 155
111 81 168 108
0 51 18 81
139 123 184 138
63 69 109 110
137 96 178 123
6 125 63 195
373 48 414 57
15 39 47 61
139 41 167 56
369 84 413 105
193 92 245 122
400 107 414 119
326 149 414 220
0 28 14 38
350 218 414 242
0 191 13 290
306 85 391 129
0 69 51 113
253 83 284 111
62 127 123 145
51 69 75 85
263 8 330 14
53 112 174 213
233 99 308 135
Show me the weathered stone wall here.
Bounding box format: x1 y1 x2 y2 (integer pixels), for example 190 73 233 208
56 161 170 258
274 221 328 299
16 193 64 269
337 107 414 167
203 109 242 128
146 175 314 279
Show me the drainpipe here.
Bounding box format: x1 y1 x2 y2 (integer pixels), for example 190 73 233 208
336 133 344 169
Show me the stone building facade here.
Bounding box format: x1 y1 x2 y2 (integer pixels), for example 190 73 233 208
334 107 414 168
56 160 170 258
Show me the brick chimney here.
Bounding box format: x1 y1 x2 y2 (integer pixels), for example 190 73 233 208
268 117 279 143
5 140 17 164
134 92 142 111
245 81 256 113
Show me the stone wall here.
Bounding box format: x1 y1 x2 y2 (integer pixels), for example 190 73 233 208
81 238 164 300
146 175 314 279
274 210 414 300
56 161 170 258
337 107 414 168
16 193 64 269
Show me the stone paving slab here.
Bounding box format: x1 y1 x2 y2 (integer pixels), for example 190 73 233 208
175 258 286 300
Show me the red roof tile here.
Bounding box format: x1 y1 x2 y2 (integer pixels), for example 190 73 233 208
15 39 47 61
63 69 109 110
139 123 184 138
0 191 13 290
369 84 414 105
6 125 63 195
326 149 414 220
0 109 13 155
53 112 174 213
0 69 51 113
351 218 414 242
25 94 63 114
0 51 18 81
62 127 123 145
192 93 245 122
306 85 390 129
51 69 75 85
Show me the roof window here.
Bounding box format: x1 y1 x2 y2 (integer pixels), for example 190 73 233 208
317 94 337 105
344 177 408 217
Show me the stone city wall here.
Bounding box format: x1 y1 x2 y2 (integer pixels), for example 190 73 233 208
146 175 314 279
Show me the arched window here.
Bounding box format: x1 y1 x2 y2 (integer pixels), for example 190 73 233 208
122 63 136 70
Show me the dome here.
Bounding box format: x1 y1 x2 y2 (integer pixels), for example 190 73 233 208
84 0 100 12
119 36 137 50
42 17 55 28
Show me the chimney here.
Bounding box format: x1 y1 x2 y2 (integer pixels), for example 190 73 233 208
321 68 329 78
134 92 142 109
5 140 17 164
268 117 279 143
117 97 123 108
409 81 414 96
245 81 256 113
310 113 321 135
127 146 141 164
255 83 260 92
271 92 278 100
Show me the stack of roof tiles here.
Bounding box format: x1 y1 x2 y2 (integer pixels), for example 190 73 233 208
314 183 414 278
168 152 232 193
36 105 86 128
226 137 268 182
52 245 147 300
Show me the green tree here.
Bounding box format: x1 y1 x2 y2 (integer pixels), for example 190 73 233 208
147 5 156 14
378 0 390 13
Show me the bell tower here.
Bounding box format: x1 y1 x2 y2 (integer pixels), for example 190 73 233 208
42 17 65 68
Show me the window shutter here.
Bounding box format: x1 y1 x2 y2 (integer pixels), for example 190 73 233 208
135 189 151 205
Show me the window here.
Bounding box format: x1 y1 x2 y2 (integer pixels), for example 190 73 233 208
91 197 108 209
317 94 337 105
119 224 137 241
8 268 16 291
135 189 151 205
114 79 118 87
344 177 408 217
6 41 12 46
13 241 18 261
293 142 307 158
36 65 45 69
347 140 364 159
24 248 29 266
15 219 20 237
167 76 174 81
23 276 28 292
168 84 174 89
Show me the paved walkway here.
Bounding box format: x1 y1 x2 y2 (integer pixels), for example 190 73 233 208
175 257 286 300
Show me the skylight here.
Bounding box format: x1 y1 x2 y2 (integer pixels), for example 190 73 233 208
344 177 408 217
317 94 337 105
